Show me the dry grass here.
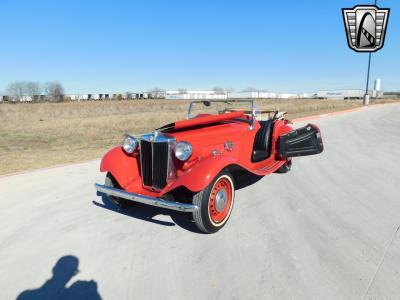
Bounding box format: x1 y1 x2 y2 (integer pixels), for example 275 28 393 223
0 99 397 175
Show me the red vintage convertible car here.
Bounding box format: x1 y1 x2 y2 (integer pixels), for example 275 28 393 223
95 100 323 233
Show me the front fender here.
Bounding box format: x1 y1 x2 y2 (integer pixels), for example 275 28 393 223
162 155 236 194
100 146 141 189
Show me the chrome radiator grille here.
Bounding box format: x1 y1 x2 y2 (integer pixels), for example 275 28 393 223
140 140 153 187
140 133 176 190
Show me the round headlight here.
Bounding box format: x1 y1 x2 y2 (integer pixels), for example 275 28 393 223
174 141 192 161
122 135 138 154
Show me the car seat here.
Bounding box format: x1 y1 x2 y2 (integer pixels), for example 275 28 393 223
251 120 274 162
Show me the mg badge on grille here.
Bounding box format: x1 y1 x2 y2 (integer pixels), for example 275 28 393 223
342 5 390 52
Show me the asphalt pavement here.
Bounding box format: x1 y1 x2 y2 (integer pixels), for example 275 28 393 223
1 104 399 300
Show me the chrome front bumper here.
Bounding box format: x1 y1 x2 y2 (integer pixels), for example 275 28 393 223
94 183 199 212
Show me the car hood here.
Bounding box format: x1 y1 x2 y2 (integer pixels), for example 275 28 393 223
164 119 250 144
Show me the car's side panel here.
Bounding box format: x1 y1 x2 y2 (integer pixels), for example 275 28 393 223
161 155 237 193
161 155 282 195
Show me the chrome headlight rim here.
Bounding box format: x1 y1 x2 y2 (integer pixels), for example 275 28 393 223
174 141 192 161
122 134 138 154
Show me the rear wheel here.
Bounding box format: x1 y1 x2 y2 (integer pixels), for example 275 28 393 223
275 159 292 174
105 173 133 209
192 170 235 233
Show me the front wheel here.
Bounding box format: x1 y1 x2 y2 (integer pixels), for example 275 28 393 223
192 170 235 233
104 173 134 209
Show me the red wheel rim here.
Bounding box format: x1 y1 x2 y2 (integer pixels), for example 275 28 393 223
208 177 233 223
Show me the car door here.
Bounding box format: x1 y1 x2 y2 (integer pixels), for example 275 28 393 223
278 123 323 158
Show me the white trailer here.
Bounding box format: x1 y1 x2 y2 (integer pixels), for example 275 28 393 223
80 94 91 100
20 96 33 102
316 90 364 100
67 94 79 101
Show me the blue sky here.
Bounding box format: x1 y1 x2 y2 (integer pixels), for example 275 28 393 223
0 0 398 93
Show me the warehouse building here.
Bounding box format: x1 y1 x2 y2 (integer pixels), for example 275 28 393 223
277 93 301 99
228 91 312 99
68 92 165 101
228 91 277 99
166 91 227 100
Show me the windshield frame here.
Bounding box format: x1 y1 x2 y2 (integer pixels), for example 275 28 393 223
187 99 256 120
187 99 256 129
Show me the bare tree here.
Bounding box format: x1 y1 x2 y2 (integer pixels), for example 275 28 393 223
177 88 187 94
212 86 226 94
124 92 132 100
6 81 27 101
6 81 42 99
224 87 234 98
148 87 165 99
27 82 41 98
242 87 259 92
44 82 64 101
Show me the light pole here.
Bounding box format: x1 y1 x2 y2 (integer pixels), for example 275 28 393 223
364 0 378 105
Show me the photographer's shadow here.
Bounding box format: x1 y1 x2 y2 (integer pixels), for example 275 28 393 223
17 255 101 300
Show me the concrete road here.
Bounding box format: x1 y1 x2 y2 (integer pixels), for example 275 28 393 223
1 104 399 300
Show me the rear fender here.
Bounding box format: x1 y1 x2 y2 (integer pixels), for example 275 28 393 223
272 119 294 159
100 146 141 189
273 119 293 142
163 155 236 194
